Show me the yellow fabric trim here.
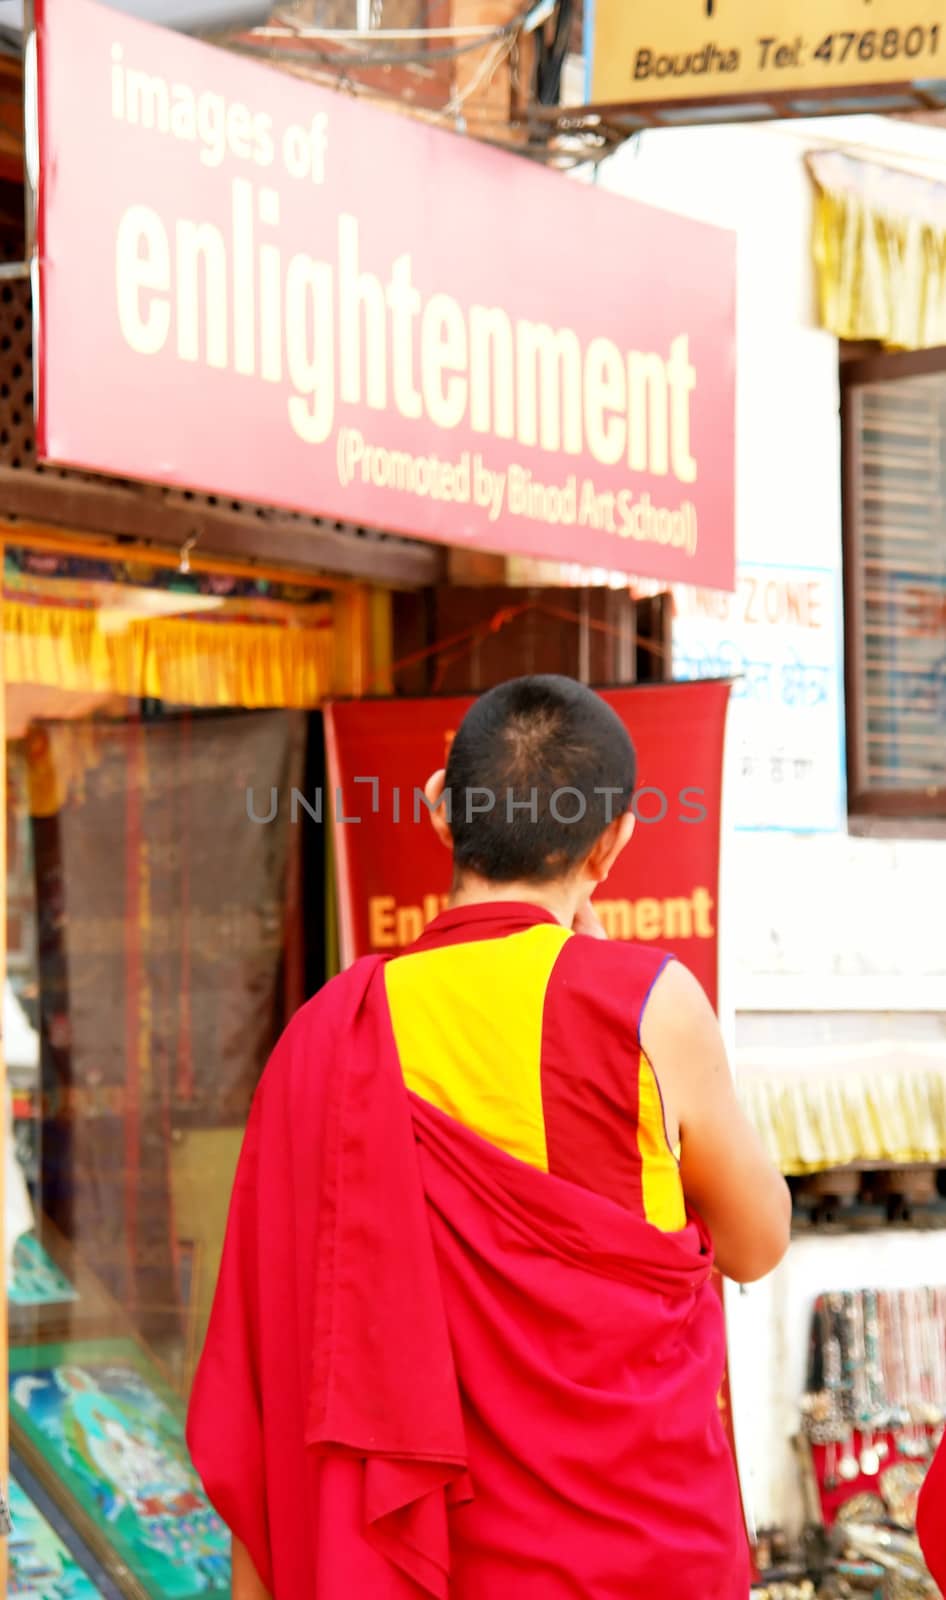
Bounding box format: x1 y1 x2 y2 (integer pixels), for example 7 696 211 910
637 1051 687 1233
3 600 334 709
384 924 571 1172
740 1066 946 1176
809 151 946 350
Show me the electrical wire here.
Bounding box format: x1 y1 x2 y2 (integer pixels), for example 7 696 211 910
234 56 611 140
445 31 517 119
376 599 668 693
535 0 573 107
226 2 618 167
230 4 536 70
252 24 508 41
287 76 614 163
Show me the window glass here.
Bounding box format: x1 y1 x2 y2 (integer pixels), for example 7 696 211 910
847 370 946 807
4 550 326 1597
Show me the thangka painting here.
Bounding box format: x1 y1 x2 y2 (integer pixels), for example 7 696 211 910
9 1340 230 1600
9 1234 80 1308
8 1475 105 1599
28 710 305 1347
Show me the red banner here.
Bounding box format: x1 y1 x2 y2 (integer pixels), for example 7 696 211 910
34 0 736 589
324 680 728 1005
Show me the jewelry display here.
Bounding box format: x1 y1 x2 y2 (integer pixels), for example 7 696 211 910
798 1285 945 1595
803 1288 946 1475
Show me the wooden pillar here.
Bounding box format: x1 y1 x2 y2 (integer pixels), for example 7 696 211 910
369 588 394 696
332 588 372 698
450 0 536 143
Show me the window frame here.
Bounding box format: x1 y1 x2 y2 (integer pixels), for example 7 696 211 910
840 343 946 820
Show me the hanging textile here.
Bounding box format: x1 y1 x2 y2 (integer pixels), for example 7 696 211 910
808 149 946 349
30 711 305 1349
739 1045 946 1174
5 597 335 710
3 554 336 711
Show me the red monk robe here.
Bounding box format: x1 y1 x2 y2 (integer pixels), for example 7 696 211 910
187 954 750 1599
918 1434 946 1592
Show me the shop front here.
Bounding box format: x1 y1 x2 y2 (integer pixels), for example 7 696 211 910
2 543 395 1598
0 1 738 1593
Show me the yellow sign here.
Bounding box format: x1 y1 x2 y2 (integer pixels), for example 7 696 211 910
589 0 945 105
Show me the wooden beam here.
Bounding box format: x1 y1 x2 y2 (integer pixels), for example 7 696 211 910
839 345 946 387
0 521 360 593
446 548 507 584
0 468 446 588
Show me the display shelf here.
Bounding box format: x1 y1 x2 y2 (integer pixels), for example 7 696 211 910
10 1450 125 1600
9 1339 229 1600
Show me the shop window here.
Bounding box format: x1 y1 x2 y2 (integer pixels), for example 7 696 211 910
391 584 672 695
841 349 946 819
3 546 337 1595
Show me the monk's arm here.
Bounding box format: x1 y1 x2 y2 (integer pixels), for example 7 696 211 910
641 960 791 1283
232 1538 271 1600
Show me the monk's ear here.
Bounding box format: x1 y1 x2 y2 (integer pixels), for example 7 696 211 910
424 769 453 850
587 810 634 882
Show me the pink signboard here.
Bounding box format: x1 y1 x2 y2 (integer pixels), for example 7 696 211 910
34 0 736 588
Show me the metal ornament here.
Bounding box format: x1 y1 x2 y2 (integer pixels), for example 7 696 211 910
880 1462 926 1531
838 1437 861 1482
836 1491 886 1526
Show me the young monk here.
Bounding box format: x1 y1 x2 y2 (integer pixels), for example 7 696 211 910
188 674 791 1600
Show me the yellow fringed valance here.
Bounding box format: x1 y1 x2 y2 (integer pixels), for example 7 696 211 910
808 149 946 350
4 598 335 710
739 1052 946 1175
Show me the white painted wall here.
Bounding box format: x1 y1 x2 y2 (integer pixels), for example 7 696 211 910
596 119 946 997
732 832 946 996
599 127 838 573
598 115 946 1531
